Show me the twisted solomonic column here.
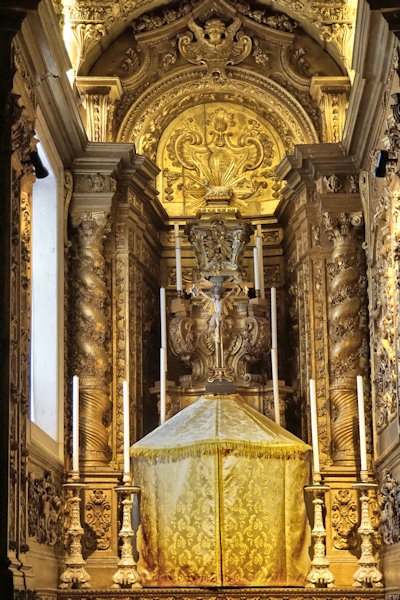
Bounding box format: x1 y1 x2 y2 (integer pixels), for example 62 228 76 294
324 212 367 466
71 211 112 466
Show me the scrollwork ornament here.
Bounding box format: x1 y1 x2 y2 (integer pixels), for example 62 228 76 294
331 489 358 550
85 489 112 551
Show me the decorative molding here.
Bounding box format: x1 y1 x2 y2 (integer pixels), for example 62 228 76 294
118 70 318 154
57 587 386 600
310 77 351 144
9 99 36 558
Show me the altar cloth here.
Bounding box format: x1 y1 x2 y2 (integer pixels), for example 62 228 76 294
131 394 311 587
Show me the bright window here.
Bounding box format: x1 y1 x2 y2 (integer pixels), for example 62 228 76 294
30 141 60 442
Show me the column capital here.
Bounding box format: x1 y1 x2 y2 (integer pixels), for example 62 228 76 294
70 142 136 212
76 77 123 143
323 211 364 245
310 77 351 143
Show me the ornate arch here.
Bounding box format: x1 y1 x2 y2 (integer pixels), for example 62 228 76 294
117 69 319 151
116 67 319 217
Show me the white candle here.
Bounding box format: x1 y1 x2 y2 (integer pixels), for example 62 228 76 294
160 287 167 356
253 247 260 292
271 348 280 425
123 380 130 475
72 375 79 474
357 375 367 473
309 379 320 477
174 222 182 292
160 347 166 425
271 287 277 350
256 230 264 299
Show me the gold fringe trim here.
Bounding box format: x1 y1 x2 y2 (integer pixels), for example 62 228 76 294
131 440 310 462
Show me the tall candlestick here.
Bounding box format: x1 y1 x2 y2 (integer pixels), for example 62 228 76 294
271 287 277 349
357 375 368 473
160 347 166 425
174 222 182 292
72 375 79 474
309 379 320 478
271 348 280 425
123 380 130 475
253 247 260 293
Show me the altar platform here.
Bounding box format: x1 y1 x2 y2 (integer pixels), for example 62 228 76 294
57 587 386 600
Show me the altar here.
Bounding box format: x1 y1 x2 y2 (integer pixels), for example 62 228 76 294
131 394 311 587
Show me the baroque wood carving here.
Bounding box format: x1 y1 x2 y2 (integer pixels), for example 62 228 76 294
378 469 400 545
28 471 62 546
331 489 358 550
70 209 112 466
9 98 37 558
324 212 368 466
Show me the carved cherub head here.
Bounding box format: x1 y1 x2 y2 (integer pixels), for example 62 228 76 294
204 19 226 45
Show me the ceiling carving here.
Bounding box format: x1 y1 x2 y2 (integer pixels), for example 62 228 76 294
60 0 357 76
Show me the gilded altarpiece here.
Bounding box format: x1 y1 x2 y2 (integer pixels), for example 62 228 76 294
278 154 371 584
66 146 162 584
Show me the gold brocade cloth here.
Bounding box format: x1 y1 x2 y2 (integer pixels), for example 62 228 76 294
131 394 311 587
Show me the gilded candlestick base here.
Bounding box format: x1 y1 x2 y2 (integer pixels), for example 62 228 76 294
59 482 91 589
352 483 383 588
305 485 335 588
112 484 142 589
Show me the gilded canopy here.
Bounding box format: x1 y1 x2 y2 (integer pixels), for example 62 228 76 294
131 394 312 587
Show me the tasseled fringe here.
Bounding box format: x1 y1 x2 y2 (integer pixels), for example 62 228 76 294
131 440 310 462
